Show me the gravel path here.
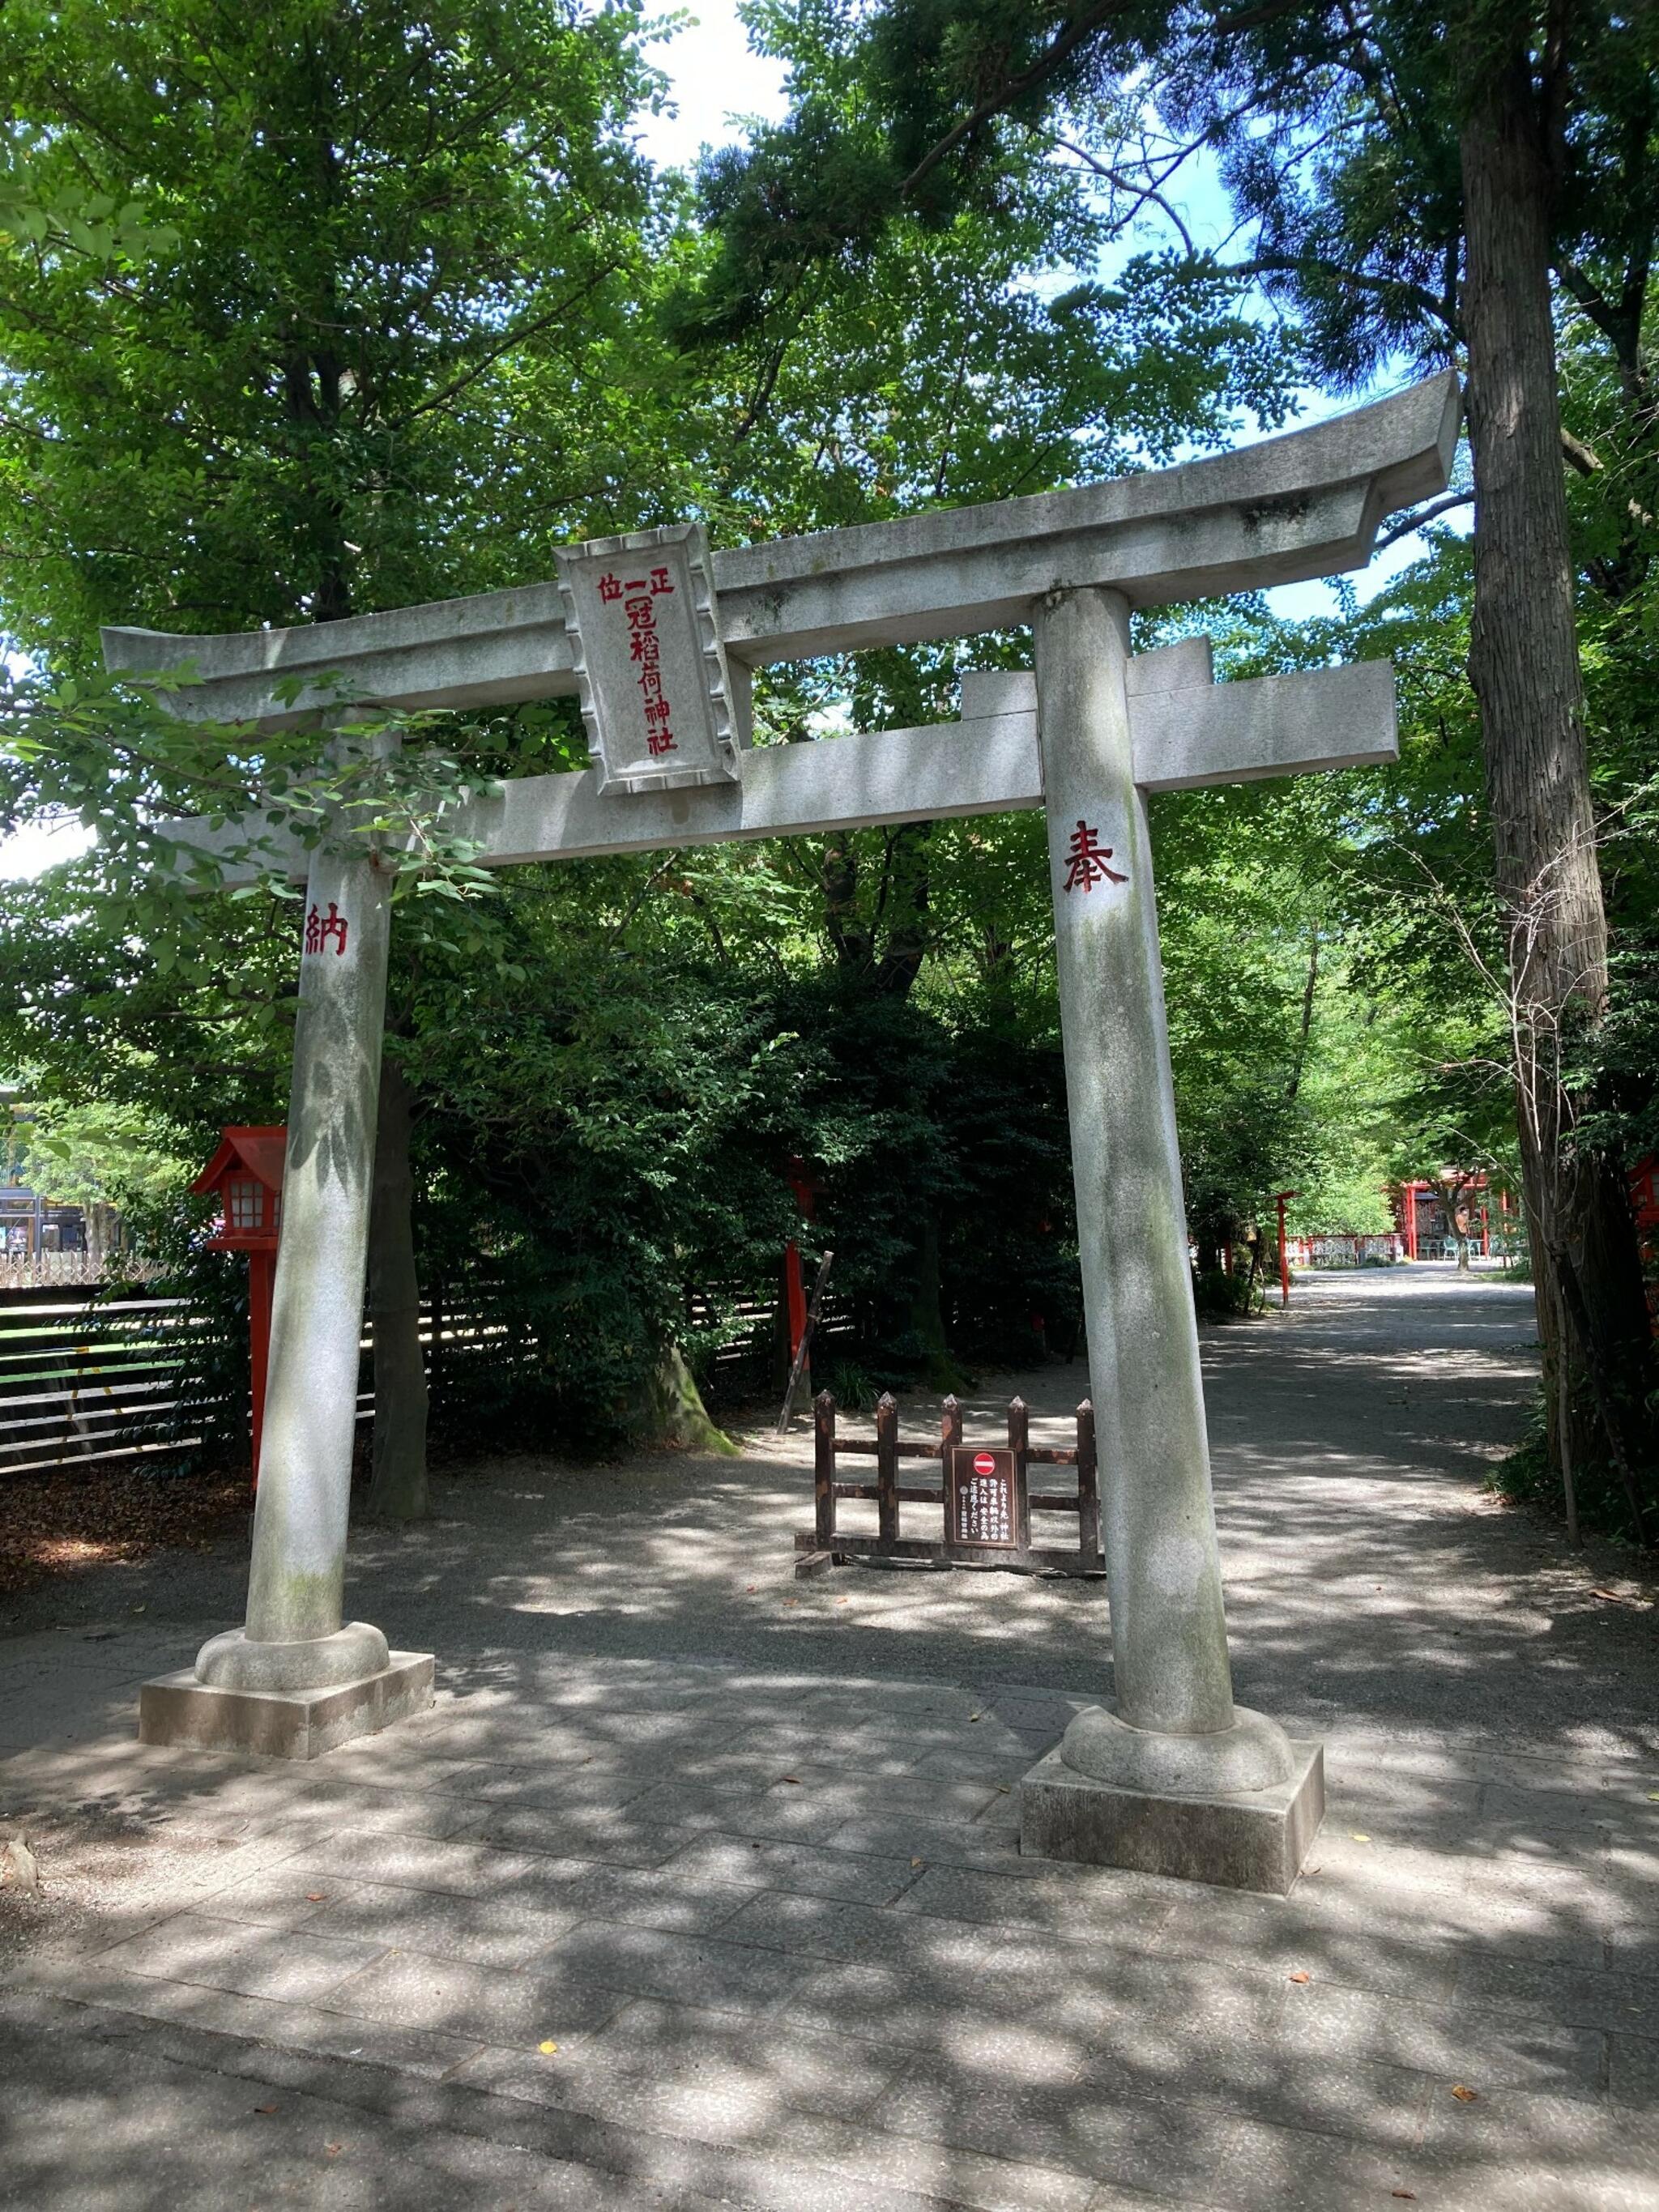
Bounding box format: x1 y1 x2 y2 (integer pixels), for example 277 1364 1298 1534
2 1263 1655 2211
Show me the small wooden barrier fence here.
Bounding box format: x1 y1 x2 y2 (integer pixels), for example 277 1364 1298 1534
799 1390 1104 1578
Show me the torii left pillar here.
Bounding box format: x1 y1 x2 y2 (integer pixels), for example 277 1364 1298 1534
140 778 433 1758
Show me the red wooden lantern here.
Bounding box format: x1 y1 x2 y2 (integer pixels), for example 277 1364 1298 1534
192 1127 286 1490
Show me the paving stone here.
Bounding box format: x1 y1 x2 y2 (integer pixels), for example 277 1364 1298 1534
1203 2112 1440 2212
584 1995 915 2118
1608 2032 1659 2110
28 1961 487 2080
872 2062 1240 2196
284 1826 548 1898
893 1863 1181 1937
319 1947 629 2047
774 1958 986 2050
303 1877 583 1967
1077 2029 1435 2148
454 1805 700 1867
84 1911 386 2005
620 1784 862 1845
512 1860 758 1937
659 1834 922 1905
820 1813 1025 1868
1416 2082 1659 2211
1454 1954 1659 2035
1149 1891 1462 2005
714 1891 995 1967
765 2110 1104 2212
535 1923 808 2014
183 1863 343 1933
1276 1980 1606 2097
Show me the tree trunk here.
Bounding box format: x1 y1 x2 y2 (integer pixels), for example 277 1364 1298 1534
642 1344 739 1455
1460 54 1657 1511
364 1052 429 1520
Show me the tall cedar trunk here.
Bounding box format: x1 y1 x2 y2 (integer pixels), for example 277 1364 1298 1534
365 1052 430 1519
1461 56 1657 1518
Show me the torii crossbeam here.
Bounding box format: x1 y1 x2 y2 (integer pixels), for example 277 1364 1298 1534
117 373 1459 1892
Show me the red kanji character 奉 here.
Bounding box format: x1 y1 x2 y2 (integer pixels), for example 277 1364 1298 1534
597 572 622 603
304 901 349 955
650 565 672 595
1062 820 1127 893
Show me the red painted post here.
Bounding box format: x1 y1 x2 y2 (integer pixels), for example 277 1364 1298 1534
1275 1191 1298 1308
248 1245 275 1490
783 1240 808 1357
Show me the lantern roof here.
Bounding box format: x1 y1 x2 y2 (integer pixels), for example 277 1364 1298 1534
191 1126 287 1198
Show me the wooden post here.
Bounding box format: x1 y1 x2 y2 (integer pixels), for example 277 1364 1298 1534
1077 1399 1102 1570
875 1391 899 1545
813 1390 837 1549
1008 1394 1031 1553
940 1392 963 1549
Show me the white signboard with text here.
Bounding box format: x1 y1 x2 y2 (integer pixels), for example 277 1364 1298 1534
556 523 742 795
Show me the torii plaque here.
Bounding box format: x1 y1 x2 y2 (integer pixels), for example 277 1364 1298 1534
112 373 1460 1889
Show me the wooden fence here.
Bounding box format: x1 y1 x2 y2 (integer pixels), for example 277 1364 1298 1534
0 1271 830 1480
0 1283 514 1481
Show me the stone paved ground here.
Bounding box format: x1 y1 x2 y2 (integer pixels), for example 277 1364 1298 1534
2 1266 1656 2210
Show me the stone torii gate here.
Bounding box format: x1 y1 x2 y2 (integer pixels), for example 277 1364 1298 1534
114 372 1458 1891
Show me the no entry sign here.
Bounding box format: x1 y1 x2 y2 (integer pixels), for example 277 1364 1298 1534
949 1446 1018 1549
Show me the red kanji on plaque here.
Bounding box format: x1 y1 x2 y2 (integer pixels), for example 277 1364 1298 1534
597 571 623 603
1062 820 1127 893
304 901 348 956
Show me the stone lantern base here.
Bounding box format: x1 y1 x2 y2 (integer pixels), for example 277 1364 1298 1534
138 1652 433 1762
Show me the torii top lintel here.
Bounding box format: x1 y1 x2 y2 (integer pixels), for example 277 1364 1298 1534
102 374 1459 731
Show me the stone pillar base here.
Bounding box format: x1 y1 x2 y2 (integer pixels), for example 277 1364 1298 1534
1019 1735 1324 1895
138 1652 434 1762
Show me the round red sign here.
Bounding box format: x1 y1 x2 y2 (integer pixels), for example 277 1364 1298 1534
972 1452 997 1476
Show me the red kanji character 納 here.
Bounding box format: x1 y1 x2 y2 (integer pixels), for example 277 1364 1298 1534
1062 820 1127 893
304 901 349 956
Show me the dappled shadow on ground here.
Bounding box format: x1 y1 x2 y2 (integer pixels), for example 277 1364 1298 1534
2 1267 1656 2210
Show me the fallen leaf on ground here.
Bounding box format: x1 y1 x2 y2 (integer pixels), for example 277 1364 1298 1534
253 2104 279 2116
538 2040 558 2056
1590 1589 1629 1604
1392 2192 1417 2201
745 1585 757 1593
1450 2084 1478 2103
1288 1970 1311 1984
782 1777 800 1785
1350 1832 1371 1843
324 2144 343 2158
305 1893 326 1903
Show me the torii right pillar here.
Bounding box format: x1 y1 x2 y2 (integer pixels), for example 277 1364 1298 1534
1020 583 1324 1893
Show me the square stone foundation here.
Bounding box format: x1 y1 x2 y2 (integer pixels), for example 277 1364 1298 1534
1020 1737 1324 1895
138 1652 435 1762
